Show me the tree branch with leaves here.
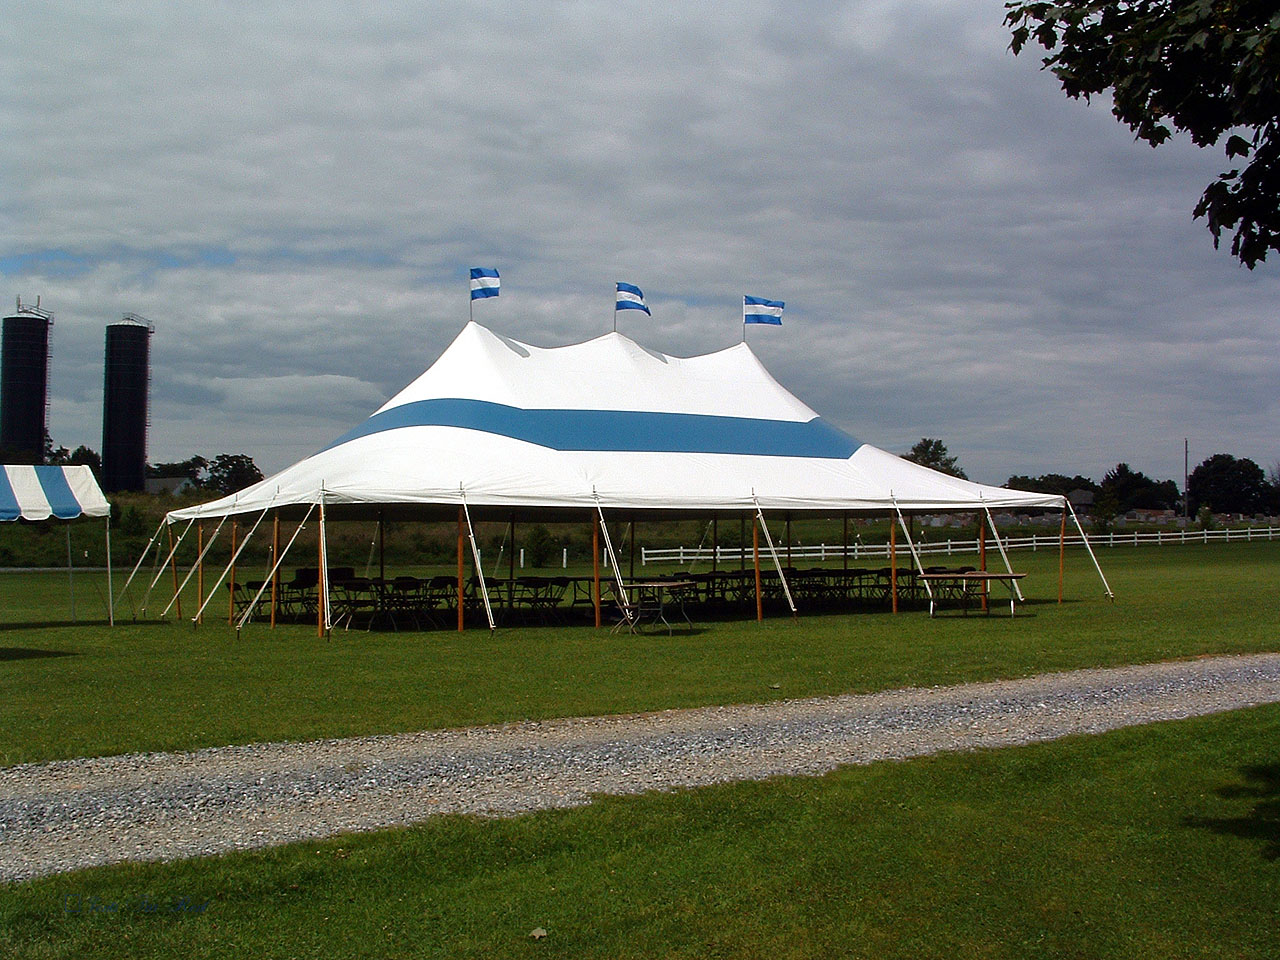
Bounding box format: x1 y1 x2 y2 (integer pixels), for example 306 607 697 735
1005 0 1280 268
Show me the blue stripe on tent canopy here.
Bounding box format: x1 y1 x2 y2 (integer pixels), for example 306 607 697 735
34 465 84 519
0 468 19 521
320 398 859 459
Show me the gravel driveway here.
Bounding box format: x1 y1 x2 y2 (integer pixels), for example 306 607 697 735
3 652 1279 883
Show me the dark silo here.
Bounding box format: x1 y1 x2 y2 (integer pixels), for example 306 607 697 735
0 298 53 463
101 315 152 493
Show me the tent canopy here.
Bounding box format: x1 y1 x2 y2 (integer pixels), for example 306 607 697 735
169 322 1064 523
0 465 110 522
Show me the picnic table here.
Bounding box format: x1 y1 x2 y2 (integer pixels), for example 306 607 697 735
917 569 1027 617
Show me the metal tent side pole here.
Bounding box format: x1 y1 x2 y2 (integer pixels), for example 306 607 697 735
753 517 762 621
982 505 1024 601
161 515 227 619
318 489 331 636
115 516 166 616
65 524 76 623
105 515 114 626
461 492 495 630
144 518 194 616
236 503 316 634
594 495 630 622
1058 507 1066 604
892 501 933 602
192 504 274 625
753 498 796 614
1067 501 1115 600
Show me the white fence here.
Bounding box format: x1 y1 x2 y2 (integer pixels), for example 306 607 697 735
639 525 1280 566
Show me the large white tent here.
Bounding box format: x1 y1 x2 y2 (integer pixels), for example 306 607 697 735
169 321 1064 522
147 322 1107 632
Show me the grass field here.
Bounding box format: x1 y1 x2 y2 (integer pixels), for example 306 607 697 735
1 541 1278 766
2 541 1278 958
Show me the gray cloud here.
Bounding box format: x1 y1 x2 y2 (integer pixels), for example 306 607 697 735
3 0 1277 486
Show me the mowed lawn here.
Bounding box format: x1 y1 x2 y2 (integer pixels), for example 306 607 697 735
1 540 1278 765
1 541 1278 958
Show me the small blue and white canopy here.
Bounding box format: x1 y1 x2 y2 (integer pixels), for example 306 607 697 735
0 465 110 522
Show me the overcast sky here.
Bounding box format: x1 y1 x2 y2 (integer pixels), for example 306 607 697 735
3 0 1277 487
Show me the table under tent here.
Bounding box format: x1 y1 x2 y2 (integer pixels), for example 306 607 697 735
0 464 114 625
117 322 1111 633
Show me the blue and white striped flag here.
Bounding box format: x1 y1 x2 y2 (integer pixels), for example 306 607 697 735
615 282 650 316
744 295 784 325
469 267 500 300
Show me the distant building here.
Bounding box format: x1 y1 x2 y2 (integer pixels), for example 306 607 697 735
145 476 197 497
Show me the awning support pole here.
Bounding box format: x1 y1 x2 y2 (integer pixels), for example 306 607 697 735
753 497 796 615
753 516 762 622
978 515 988 613
461 490 495 631
236 503 316 634
592 517 601 627
318 489 331 637
196 523 204 626
1067 501 1114 600
65 525 76 623
104 515 114 626
193 503 274 625
228 520 238 624
161 515 227 618
114 517 166 616
457 508 465 632
1058 508 1066 604
594 494 630 623
271 512 280 628
893 501 933 602
982 504 1024 601
890 515 898 614
142 518 193 616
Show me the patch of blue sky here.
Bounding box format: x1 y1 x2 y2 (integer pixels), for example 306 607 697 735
0 249 92 278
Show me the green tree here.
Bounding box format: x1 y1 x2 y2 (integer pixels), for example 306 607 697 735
147 456 209 484
1187 453 1269 515
1005 0 1280 268
1099 463 1179 513
902 438 968 479
203 454 265 496
1005 473 1099 497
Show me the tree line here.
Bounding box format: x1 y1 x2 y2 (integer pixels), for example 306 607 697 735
25 438 265 497
904 439 1279 518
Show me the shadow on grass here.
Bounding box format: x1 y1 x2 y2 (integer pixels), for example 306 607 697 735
1185 763 1280 860
0 646 77 661
0 619 170 632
